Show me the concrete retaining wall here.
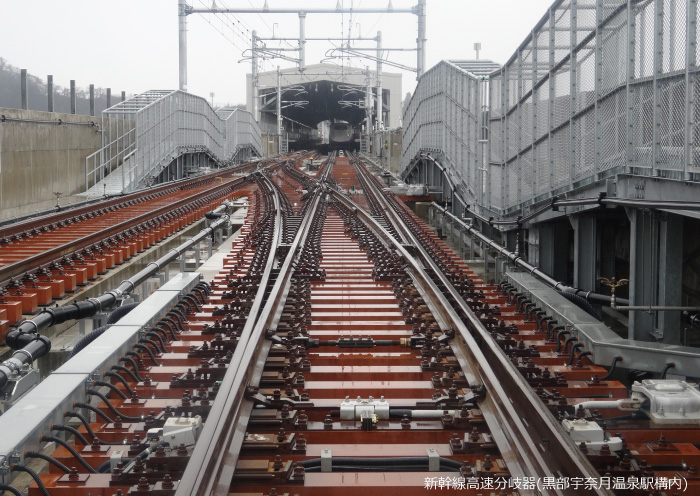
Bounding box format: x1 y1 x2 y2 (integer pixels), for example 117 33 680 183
0 108 102 217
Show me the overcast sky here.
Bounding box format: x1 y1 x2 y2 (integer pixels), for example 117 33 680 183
1 0 554 107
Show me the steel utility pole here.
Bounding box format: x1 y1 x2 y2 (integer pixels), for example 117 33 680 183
252 31 259 123
376 31 384 130
416 0 426 80
178 0 188 91
177 0 427 112
277 67 283 154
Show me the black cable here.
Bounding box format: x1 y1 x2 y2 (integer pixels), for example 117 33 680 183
661 362 676 379
549 324 565 342
562 335 578 353
170 308 188 327
184 293 203 310
144 333 167 353
69 324 112 358
96 439 164 473
566 345 585 366
111 364 141 383
567 394 614 399
74 401 113 423
166 312 185 329
600 356 623 380
537 314 552 330
38 436 98 473
0 483 23 496
175 303 190 319
24 451 71 473
555 329 570 353
105 301 140 325
64 410 100 441
150 327 170 343
96 457 134 473
125 351 144 368
64 411 126 446
160 318 180 339
86 389 143 422
10 465 51 496
191 287 208 303
51 424 90 445
197 280 212 292
133 343 160 365
301 456 463 469
103 371 137 397
602 412 642 421
94 379 129 399
120 356 144 381
558 290 602 320
121 441 170 473
304 465 460 472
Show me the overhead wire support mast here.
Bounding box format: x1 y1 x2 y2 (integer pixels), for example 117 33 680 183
178 0 427 108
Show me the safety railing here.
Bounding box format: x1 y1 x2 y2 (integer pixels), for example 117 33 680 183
84 126 136 192
402 61 487 206
490 0 700 214
402 0 700 216
85 91 262 194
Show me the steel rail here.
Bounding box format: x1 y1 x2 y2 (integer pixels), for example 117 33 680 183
0 162 255 239
339 162 613 496
0 175 250 287
175 178 323 496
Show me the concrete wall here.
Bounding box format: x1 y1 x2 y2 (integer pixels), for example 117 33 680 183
373 128 402 174
0 108 102 217
261 133 279 157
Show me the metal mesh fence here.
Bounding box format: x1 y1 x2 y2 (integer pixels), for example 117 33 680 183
403 0 700 214
401 61 484 204
93 90 262 192
535 140 550 197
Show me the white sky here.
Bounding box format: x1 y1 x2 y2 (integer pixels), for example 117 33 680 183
1 0 554 107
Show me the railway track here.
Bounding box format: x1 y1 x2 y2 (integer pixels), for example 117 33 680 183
4 152 699 496
0 161 271 338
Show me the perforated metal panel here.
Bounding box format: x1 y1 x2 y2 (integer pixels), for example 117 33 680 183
88 91 262 193
403 0 700 214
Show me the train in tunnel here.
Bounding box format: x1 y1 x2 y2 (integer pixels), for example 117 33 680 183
328 121 358 151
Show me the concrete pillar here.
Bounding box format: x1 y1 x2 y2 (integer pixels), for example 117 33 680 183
121 91 126 102
20 69 28 110
89 84 95 116
539 223 570 283
599 222 617 288
658 213 683 343
70 80 76 114
47 75 54 112
106 88 111 108
628 208 656 341
571 214 597 292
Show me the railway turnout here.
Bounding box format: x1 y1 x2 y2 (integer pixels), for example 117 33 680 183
0 153 697 496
